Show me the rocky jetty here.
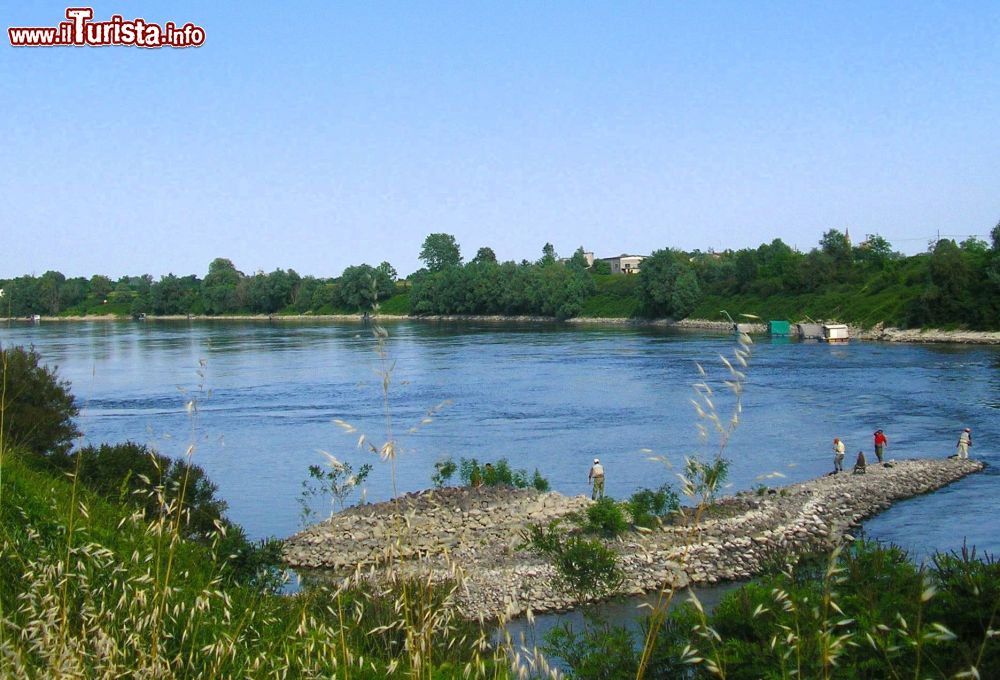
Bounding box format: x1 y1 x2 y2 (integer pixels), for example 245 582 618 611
283 459 983 620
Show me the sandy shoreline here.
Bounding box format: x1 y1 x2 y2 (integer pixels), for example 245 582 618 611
14 314 1000 345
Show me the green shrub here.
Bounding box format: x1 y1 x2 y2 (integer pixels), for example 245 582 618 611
430 457 457 487
584 497 628 538
625 485 679 529
458 456 550 491
524 521 623 598
0 345 79 456
41 441 227 539
557 535 624 597
299 458 372 521
24 440 285 592
531 469 550 492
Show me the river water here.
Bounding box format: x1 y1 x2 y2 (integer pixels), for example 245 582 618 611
3 319 998 562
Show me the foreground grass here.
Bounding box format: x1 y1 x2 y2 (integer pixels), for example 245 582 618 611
546 539 1000 678
0 450 503 678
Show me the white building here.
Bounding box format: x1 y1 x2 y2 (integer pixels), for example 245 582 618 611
599 254 646 274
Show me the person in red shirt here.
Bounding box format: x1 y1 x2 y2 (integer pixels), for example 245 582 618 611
873 430 888 464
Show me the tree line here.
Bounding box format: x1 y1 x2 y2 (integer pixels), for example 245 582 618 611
3 223 999 328
0 258 397 318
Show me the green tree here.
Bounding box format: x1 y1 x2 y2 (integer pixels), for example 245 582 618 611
201 258 243 315
855 234 895 269
89 274 113 300
540 242 557 266
0 345 80 456
568 247 590 270
638 249 702 319
38 270 65 315
819 228 852 261
418 233 462 272
338 264 394 310
376 261 397 283
471 247 497 265
913 239 973 325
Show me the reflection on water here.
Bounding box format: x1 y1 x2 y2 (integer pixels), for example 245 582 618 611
1 320 997 566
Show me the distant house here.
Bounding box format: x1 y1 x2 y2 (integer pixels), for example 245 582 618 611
599 254 646 275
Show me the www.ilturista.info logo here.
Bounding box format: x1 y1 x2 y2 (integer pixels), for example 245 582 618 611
8 8 205 48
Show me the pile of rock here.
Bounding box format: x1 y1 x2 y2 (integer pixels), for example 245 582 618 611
283 459 984 620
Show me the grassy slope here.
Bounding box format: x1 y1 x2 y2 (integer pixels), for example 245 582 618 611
0 450 494 677
578 274 642 318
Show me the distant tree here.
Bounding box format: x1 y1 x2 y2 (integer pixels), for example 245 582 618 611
472 247 497 265
108 281 136 304
60 277 88 311
376 261 397 283
912 240 973 325
338 264 394 310
960 236 989 254
855 234 895 269
89 274 113 301
991 220 1000 251
820 229 853 265
419 233 462 272
38 270 65 314
733 249 759 293
592 259 612 275
150 273 199 315
568 247 590 270
540 243 557 266
670 269 702 319
202 258 243 315
638 249 702 319
0 345 79 456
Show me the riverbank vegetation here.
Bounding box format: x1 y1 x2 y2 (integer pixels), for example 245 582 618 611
545 538 1000 679
4 221 999 328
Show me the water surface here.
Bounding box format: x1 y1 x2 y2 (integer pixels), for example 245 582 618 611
2 319 996 562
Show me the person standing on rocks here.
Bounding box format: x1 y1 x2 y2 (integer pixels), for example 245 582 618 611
956 428 972 459
833 438 846 473
589 458 605 500
873 429 888 464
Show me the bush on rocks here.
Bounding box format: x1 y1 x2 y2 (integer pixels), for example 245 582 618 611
583 497 629 538
457 456 550 491
524 520 623 598
626 485 680 528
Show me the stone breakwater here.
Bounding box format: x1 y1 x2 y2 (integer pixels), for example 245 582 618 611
283 459 983 621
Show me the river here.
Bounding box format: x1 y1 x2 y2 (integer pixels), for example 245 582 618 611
2 319 997 562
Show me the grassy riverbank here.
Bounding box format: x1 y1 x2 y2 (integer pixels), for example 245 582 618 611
0 447 501 677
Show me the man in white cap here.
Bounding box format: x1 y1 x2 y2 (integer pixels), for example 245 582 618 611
956 428 972 459
588 458 605 500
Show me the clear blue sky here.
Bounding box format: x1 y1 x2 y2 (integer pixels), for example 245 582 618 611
3 1 998 279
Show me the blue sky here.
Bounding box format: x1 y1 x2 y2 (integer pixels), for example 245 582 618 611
2 1 998 279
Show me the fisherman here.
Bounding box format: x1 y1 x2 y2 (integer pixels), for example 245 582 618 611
873 429 888 464
833 438 846 473
588 458 605 500
853 450 867 474
956 428 972 460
